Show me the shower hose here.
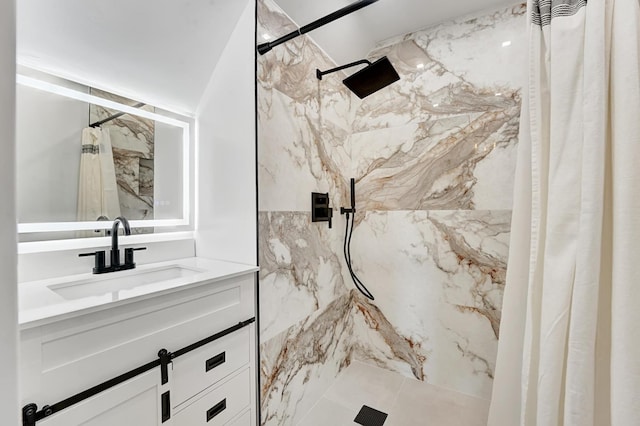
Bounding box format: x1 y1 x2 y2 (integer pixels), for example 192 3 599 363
343 210 375 301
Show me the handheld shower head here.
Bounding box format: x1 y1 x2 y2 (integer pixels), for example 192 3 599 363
350 178 356 210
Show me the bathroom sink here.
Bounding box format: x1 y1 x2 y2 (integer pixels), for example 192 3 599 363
48 265 204 300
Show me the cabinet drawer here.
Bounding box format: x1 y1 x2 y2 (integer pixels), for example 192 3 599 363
227 410 252 426
173 368 250 425
172 327 250 408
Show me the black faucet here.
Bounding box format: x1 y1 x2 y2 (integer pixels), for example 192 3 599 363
94 215 111 237
110 216 130 267
79 216 146 274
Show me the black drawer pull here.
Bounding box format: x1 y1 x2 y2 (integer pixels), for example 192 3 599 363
205 352 226 372
206 399 226 422
161 391 171 423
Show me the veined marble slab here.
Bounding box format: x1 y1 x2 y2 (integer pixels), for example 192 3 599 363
349 5 525 211
258 211 348 342
260 293 353 426
260 209 509 404
365 3 527 112
349 210 510 398
350 105 520 211
258 88 351 212
260 288 426 426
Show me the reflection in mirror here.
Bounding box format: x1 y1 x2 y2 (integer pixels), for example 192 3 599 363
88 89 156 225
16 70 190 242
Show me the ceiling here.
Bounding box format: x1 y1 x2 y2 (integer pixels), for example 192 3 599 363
16 0 251 115
271 0 518 65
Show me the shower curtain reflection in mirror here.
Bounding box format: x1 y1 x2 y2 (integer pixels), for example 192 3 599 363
76 127 120 235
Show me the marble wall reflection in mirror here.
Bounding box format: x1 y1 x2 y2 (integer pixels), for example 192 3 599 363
16 70 191 242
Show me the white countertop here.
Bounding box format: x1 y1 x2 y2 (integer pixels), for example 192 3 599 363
19 257 258 329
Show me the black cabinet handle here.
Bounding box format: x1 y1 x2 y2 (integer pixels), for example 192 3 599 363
205 352 226 372
161 391 171 423
206 399 226 422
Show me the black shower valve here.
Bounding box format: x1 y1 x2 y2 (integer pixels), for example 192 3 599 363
311 192 333 229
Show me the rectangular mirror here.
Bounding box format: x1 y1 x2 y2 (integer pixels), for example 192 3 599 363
16 69 192 242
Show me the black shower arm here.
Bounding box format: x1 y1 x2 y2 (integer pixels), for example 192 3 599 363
316 60 372 80
89 102 146 128
257 0 380 55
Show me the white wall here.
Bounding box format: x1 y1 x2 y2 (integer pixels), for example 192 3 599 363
0 0 19 423
195 0 256 266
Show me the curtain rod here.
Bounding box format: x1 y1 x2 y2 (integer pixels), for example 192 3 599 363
257 0 380 55
89 102 146 128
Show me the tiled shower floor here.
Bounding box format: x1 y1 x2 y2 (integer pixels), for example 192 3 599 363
297 361 490 426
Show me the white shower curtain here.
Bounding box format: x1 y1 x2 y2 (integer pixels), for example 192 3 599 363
77 127 121 225
488 0 640 425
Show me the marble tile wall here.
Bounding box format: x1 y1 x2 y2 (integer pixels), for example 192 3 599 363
345 4 527 399
349 210 511 397
258 1 526 424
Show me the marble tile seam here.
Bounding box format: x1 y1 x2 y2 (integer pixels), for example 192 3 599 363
401 375 492 403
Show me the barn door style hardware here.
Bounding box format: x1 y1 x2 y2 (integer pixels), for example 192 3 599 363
21 318 256 425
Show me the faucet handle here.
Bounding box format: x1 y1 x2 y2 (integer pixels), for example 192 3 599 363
124 247 147 266
79 251 107 274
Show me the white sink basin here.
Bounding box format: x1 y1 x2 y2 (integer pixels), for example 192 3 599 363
48 265 204 300
19 257 259 328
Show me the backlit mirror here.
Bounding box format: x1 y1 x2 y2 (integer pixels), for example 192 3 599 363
16 69 192 242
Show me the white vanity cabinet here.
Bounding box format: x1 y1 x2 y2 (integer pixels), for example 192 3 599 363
19 258 258 426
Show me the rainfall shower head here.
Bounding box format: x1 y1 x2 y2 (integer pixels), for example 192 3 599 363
343 57 400 98
316 57 400 99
